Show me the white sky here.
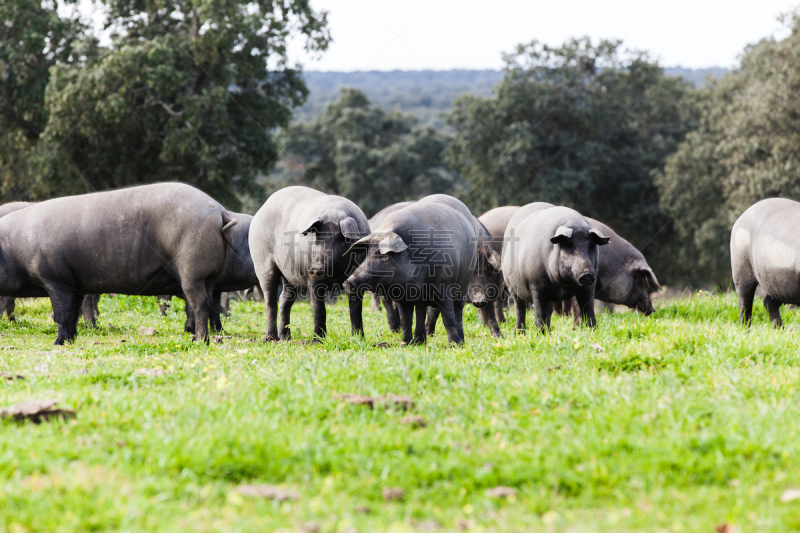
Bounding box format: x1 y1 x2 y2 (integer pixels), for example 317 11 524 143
289 0 798 71
77 0 799 71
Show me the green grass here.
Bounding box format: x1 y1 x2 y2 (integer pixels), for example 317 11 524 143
1 291 800 532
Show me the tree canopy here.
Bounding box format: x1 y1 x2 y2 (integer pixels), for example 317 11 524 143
0 0 89 199
657 13 800 285
277 87 456 216
446 38 699 277
1 0 330 208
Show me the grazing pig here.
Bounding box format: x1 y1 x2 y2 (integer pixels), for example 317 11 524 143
584 218 659 314
731 198 800 327
343 202 477 345
559 218 660 318
0 183 236 344
478 206 522 325
502 203 609 332
250 186 370 342
416 195 503 337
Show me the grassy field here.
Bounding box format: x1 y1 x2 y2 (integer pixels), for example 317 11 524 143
1 292 799 532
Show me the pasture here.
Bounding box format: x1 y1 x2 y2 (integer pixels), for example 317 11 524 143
0 293 799 532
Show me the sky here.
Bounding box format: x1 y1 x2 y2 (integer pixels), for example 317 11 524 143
76 0 799 71
286 0 798 71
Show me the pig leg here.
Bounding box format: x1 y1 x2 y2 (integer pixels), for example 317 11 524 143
209 290 224 331
531 291 555 332
1 297 16 322
454 298 466 341
67 294 84 340
398 302 414 345
382 295 402 333
348 291 364 336
182 283 210 343
425 306 440 336
413 303 428 345
261 262 282 341
49 289 83 345
81 294 97 328
736 281 757 326
478 305 503 338
574 287 598 328
493 297 505 324
310 284 327 342
278 282 297 341
514 295 527 333
764 295 783 328
438 298 464 345
184 300 196 334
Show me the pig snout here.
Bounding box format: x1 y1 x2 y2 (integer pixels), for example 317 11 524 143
343 279 356 294
637 300 655 316
472 298 488 308
308 262 326 281
578 272 596 286
343 270 369 295
467 285 489 308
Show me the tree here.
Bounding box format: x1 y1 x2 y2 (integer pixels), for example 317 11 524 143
32 0 329 207
657 12 800 285
278 87 456 216
0 0 89 200
447 38 699 280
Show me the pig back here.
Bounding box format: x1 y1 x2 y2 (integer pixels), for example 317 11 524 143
479 206 521 254
369 201 415 230
381 202 478 290
0 202 33 218
0 183 231 294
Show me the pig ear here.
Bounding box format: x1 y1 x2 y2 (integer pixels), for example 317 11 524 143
487 249 502 272
339 217 361 240
343 235 371 256
589 228 610 245
379 232 408 254
550 225 573 244
637 266 661 291
301 217 323 236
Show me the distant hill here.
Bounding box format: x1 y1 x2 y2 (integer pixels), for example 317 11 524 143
295 67 729 129
664 67 730 87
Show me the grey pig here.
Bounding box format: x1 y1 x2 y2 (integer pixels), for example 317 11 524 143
731 198 800 326
250 186 370 342
0 183 236 344
502 202 609 332
344 201 477 345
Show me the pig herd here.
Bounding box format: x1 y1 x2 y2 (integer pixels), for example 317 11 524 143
0 183 794 346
